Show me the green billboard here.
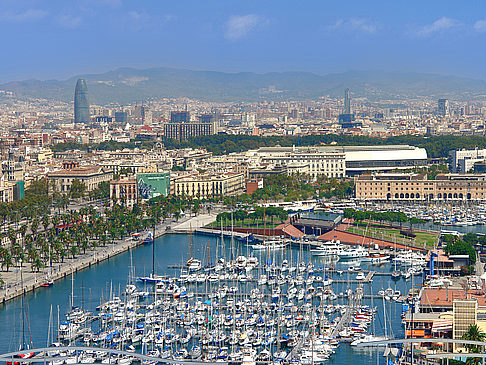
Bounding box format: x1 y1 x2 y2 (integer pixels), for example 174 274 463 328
137 172 170 200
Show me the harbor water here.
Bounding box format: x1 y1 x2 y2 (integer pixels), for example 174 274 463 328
0 234 418 364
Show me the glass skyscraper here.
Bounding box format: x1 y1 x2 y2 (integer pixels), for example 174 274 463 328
74 78 90 123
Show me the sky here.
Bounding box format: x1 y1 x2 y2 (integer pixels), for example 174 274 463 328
1 0 486 82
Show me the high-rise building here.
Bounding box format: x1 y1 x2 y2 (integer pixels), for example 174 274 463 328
115 111 128 124
74 79 90 123
132 105 152 125
438 99 450 116
344 88 351 114
164 111 217 141
170 111 190 123
339 88 359 128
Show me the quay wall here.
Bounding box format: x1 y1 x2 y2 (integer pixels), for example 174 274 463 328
0 228 168 305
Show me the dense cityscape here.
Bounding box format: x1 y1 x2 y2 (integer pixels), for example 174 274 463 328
4 1 486 365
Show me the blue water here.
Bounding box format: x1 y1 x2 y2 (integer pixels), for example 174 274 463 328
0 234 416 364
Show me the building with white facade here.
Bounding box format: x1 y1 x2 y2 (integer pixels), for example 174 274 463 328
449 148 486 173
254 145 427 179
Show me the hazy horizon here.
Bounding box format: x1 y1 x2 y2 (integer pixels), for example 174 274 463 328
2 0 486 83
3 66 486 85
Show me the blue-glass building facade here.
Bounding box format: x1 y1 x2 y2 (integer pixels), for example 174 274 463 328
74 79 90 123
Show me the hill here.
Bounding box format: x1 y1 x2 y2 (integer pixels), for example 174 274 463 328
1 68 486 104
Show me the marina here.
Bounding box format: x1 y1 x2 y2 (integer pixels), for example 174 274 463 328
0 233 423 365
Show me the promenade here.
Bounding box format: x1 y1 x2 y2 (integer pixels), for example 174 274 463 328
0 213 217 304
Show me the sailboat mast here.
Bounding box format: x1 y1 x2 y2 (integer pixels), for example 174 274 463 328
21 265 25 349
152 221 156 278
71 265 74 309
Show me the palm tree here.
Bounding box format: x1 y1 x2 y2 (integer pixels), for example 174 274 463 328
32 255 44 272
462 324 486 365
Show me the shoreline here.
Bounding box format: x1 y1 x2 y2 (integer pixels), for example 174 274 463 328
0 212 218 305
0 226 169 305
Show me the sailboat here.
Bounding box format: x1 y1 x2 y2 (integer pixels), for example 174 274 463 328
391 238 400 280
8 265 35 365
186 227 202 271
251 206 288 250
41 242 54 287
351 293 389 346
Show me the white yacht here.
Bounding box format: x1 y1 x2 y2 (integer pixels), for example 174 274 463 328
337 246 369 260
310 240 345 256
393 251 426 266
362 253 390 264
251 240 288 250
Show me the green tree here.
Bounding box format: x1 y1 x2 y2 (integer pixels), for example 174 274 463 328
444 239 477 264
462 324 486 365
70 179 87 199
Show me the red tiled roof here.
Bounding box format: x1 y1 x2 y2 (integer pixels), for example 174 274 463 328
426 249 453 263
275 223 305 238
48 166 109 175
420 287 486 308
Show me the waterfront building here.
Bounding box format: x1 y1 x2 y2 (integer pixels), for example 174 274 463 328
419 288 486 313
425 249 469 276
137 172 170 200
355 173 486 201
74 79 90 123
259 147 345 179
110 177 137 207
255 145 426 178
343 145 427 175
48 163 113 192
171 172 244 199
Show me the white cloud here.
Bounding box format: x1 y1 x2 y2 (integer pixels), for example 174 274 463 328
163 14 177 23
474 19 486 32
0 8 48 22
58 14 82 29
328 18 377 34
414 17 461 37
129 10 143 21
225 14 263 40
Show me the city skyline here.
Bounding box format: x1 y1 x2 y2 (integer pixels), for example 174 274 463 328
1 0 486 83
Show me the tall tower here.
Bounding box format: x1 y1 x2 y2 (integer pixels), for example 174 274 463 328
438 99 450 117
74 79 90 123
344 88 351 114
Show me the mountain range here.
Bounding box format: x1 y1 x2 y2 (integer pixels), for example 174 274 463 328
2 67 486 104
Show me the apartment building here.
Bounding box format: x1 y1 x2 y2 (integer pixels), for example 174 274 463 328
171 172 245 199
110 177 137 207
